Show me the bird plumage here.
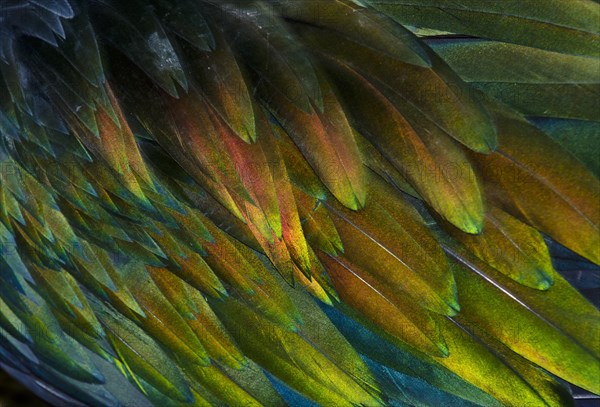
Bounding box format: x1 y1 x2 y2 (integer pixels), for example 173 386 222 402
0 1 599 406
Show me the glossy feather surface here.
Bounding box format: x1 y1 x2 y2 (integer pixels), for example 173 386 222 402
0 1 599 406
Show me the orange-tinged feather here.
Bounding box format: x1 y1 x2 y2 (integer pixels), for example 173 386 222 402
319 251 448 357
471 106 600 265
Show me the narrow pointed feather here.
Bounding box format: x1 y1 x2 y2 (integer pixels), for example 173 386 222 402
262 71 367 210
176 183 260 251
273 125 328 200
27 97 68 137
215 109 283 243
325 176 458 315
112 223 166 261
16 208 54 249
308 246 341 303
354 130 419 198
427 38 599 86
294 187 344 256
71 242 146 318
186 170 246 223
3 285 104 384
7 8 60 47
279 278 381 396
31 0 74 19
328 60 484 233
470 106 600 265
57 9 104 86
436 317 575 407
199 235 260 295
466 81 600 123
216 0 323 112
364 358 499 407
183 361 272 407
121 263 213 368
158 243 227 299
440 206 556 290
33 7 67 39
123 87 249 221
441 236 600 363
11 214 61 267
29 40 107 110
41 204 83 258
201 220 301 330
242 212 296 284
154 0 214 52
152 206 213 250
135 382 212 407
39 161 99 211
429 38 600 121
292 264 332 305
27 265 103 338
213 115 312 275
110 68 232 199
448 318 575 407
218 361 289 407
147 213 210 264
275 0 431 67
0 61 32 119
147 267 245 368
17 109 58 157
367 0 600 57
313 74 367 209
264 125 312 274
165 94 253 204
212 296 383 407
447 253 600 394
318 252 448 357
322 305 502 407
53 314 115 364
30 64 99 137
294 23 497 153
32 364 132 407
104 85 153 186
185 27 256 143
0 296 31 344
138 176 188 216
59 103 152 209
0 194 25 231
57 194 132 248
93 299 194 403
92 2 187 97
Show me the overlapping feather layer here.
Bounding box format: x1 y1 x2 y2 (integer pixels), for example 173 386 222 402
0 1 599 406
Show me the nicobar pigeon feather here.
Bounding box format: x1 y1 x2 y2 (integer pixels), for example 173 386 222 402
0 0 599 406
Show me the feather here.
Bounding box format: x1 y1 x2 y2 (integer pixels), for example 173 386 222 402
366 0 600 57
293 21 498 153
440 206 556 290
429 38 600 121
184 27 256 143
1 1 599 406
326 60 485 233
531 118 600 178
443 243 600 394
470 104 600 265
262 69 367 210
328 175 459 315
